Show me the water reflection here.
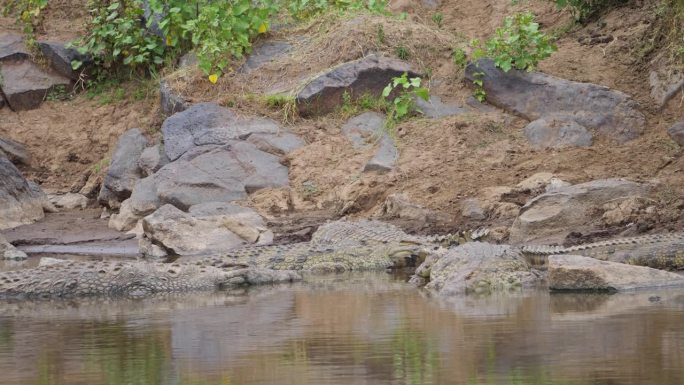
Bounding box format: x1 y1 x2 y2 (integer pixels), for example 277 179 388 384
1 273 684 385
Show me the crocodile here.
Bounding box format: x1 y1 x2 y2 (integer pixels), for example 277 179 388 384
412 232 684 288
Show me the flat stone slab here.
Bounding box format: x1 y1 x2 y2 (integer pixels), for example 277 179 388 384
239 40 292 74
524 116 593 149
161 102 281 160
246 132 305 156
465 59 645 143
0 34 29 62
341 112 385 149
0 137 29 165
415 95 467 118
363 134 398 173
667 121 684 147
296 54 419 116
0 60 72 111
549 254 684 291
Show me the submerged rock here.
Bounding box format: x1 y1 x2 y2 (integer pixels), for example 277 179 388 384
548 255 684 291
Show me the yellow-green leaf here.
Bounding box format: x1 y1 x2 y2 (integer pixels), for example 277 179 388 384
258 22 268 34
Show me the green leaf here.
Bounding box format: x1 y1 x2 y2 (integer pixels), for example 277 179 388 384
414 87 429 101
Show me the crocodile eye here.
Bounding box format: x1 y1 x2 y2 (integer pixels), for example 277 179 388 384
167 269 177 276
98 270 107 275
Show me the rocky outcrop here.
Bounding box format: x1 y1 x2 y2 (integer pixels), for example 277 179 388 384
421 242 540 295
296 54 419 116
0 60 72 111
509 179 651 244
667 121 684 147
0 137 29 165
98 128 149 205
138 143 170 177
465 59 645 144
415 95 466 118
239 40 292 74
140 203 273 257
0 157 45 229
37 41 91 80
160 79 189 116
0 233 27 260
0 34 29 62
161 102 281 160
548 255 684 291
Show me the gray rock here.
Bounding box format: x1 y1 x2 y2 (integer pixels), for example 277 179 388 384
98 128 149 204
140 203 273 257
246 132 305 156
0 233 27 260
0 157 45 229
0 137 29 165
161 102 280 160
178 52 198 68
48 193 88 210
377 193 445 223
423 242 540 295
509 179 651 244
548 255 684 291
524 116 593 149
0 60 72 111
0 34 29 62
649 68 683 109
415 95 467 118
108 198 141 232
132 142 289 213
138 143 170 176
160 79 189 116
667 121 684 147
461 198 486 220
465 59 645 143
239 40 292 74
363 134 398 173
296 54 419 116
37 41 91 80
341 111 385 149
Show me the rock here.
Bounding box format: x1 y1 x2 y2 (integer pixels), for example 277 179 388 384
178 52 198 68
131 143 289 213
376 193 442 223
0 137 29 165
246 132 305 156
239 40 292 74
161 102 280 160
548 255 684 291
465 59 645 143
296 54 419 116
139 236 168 259
515 172 556 192
415 95 466 118
37 41 91 80
509 179 651 244
0 60 72 111
48 193 88 210
140 203 273 257
341 112 385 149
38 257 67 267
0 157 45 229
79 172 102 199
424 242 540 295
160 79 189 116
108 198 141 231
363 134 398 173
461 198 486 220
667 121 684 147
524 117 593 149
649 67 683 109
0 233 27 260
138 143 170 177
0 34 29 62
98 128 149 204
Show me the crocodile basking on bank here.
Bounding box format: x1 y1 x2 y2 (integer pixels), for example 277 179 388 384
1 218 682 299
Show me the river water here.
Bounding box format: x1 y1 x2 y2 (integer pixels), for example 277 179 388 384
0 272 683 385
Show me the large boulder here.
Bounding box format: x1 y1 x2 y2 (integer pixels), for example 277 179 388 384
0 60 72 111
37 41 91 80
138 143 170 176
667 121 684 147
0 34 29 62
509 179 651 245
465 59 645 144
161 102 281 160
548 255 684 291
0 137 29 165
423 242 540 295
0 157 45 229
130 142 289 213
159 79 189 116
140 203 273 257
98 128 149 206
296 54 419 116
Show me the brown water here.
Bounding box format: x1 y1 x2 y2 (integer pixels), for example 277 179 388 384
0 272 683 385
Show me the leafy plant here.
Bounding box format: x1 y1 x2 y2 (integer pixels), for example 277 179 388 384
452 47 467 68
552 0 620 22
395 45 410 60
471 12 556 72
286 0 387 21
2 0 48 47
382 72 429 126
431 12 443 28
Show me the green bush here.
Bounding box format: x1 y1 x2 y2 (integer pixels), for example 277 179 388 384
1 0 48 47
286 0 386 20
